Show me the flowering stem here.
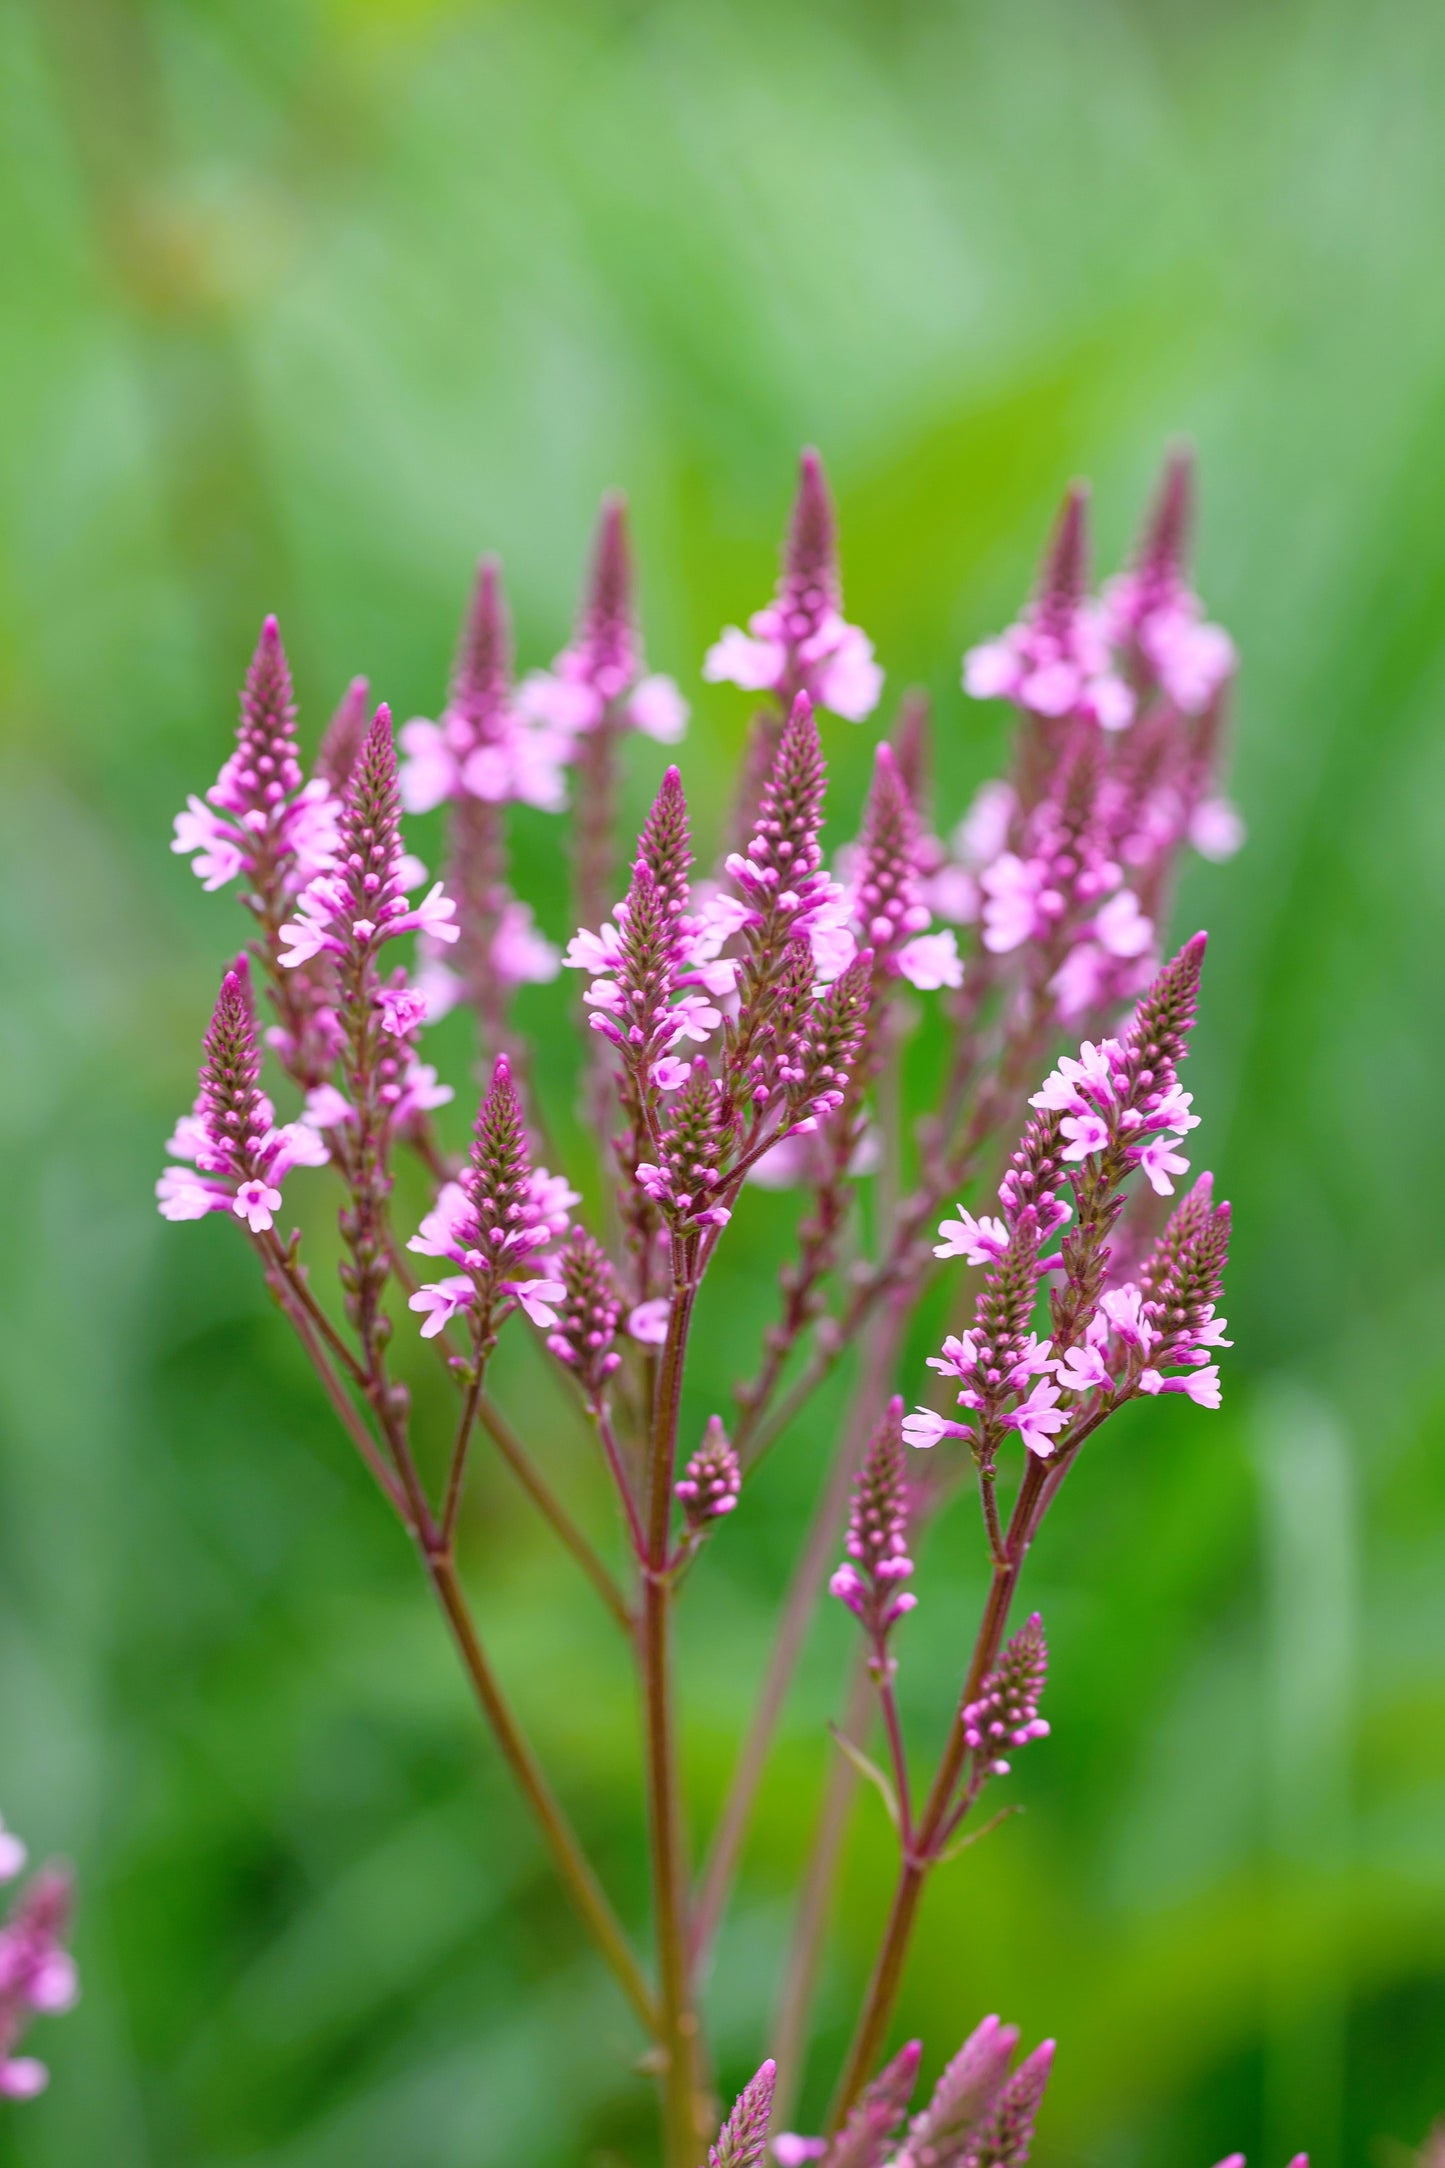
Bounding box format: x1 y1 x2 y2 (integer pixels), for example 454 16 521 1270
257 1240 411 1520
480 1398 636 1634
423 1551 660 2038
828 1455 1051 2124
770 1651 874 2128
643 1238 707 2164
692 1303 905 1973
441 1357 488 1548
591 1400 649 1563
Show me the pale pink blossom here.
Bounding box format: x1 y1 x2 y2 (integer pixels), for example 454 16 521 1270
377 985 428 1038
627 1298 671 1346
902 1406 969 1450
895 929 964 990
408 1277 474 1339
1054 1343 1113 1393
1060 1111 1109 1161
934 1208 1009 1266
1139 1362 1221 1408
1190 796 1246 861
1005 1377 1069 1457
0 1823 25 1885
505 1278 566 1328
1136 1136 1190 1195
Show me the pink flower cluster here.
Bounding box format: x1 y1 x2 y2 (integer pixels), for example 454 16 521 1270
157 961 329 1231
961 1614 1050 1778
172 617 341 896
830 1399 918 1644
704 450 883 722
516 497 688 751
407 1056 574 1340
908 936 1228 1458
0 1828 77 2102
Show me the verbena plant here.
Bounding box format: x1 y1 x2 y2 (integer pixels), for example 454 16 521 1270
135 449 1280 2165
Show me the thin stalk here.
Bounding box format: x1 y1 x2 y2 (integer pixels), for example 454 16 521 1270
642 1240 707 2163
691 1302 906 1974
441 1358 487 1547
480 1398 635 1634
258 1241 410 1520
425 1551 659 2038
592 1399 649 1562
827 1456 1049 2122
770 1653 874 2128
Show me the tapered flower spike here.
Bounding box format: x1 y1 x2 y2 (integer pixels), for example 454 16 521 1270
727 695 855 1008
705 450 882 721
709 2057 777 2168
157 958 328 1230
825 2039 922 2168
846 745 961 992
962 1614 1049 1777
637 764 693 917
893 2015 1020 2168
547 1230 622 1397
969 2040 1054 2167
1035 486 1090 641
0 1859 79 2101
407 1054 574 1342
453 555 513 724
785 446 839 619
783 952 873 1132
677 1415 742 1529
1137 445 1194 595
891 688 932 809
635 1057 733 1231
280 706 458 970
582 492 636 701
831 1398 916 1642
316 675 371 792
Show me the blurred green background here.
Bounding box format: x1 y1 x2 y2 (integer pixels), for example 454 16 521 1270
3 0 1445 2162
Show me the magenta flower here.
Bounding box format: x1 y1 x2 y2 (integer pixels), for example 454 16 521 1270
707 2058 776 2168
704 449 883 721
933 1207 1009 1266
1100 451 1236 717
843 743 963 992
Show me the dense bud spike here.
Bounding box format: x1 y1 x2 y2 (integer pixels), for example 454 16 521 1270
826 2040 922 2168
581 491 636 697
891 689 932 808
468 1053 534 1248
1127 930 1207 1070
895 2015 1020 2168
636 766 693 917
635 1059 732 1231
452 555 513 726
1137 444 1195 592
315 675 371 791
548 1230 622 1396
962 1615 1049 1776
968 2039 1054 2167
709 2058 777 2168
831 1398 916 1641
677 1415 742 1529
1035 486 1090 639
749 693 827 875
785 446 839 611
198 962 268 1176
786 953 872 1127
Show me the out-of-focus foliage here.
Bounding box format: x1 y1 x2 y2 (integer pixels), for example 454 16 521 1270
1 1 1443 2162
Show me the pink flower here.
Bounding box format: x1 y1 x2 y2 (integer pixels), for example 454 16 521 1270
0 1822 26 1885
772 2139 827 2167
1060 1111 1109 1161
1099 1283 1156 1350
1190 797 1246 861
895 929 963 990
233 1179 283 1233
901 1407 969 1449
1136 1135 1190 1195
377 985 428 1038
1139 1362 1221 1408
491 900 561 987
1054 1343 1113 1393
934 1208 1008 1266
504 1278 566 1328
1093 887 1153 959
0 2058 47 2099
627 1298 671 1346
408 1277 474 1338
629 675 690 743
1004 1377 1069 1457
650 1055 690 1091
